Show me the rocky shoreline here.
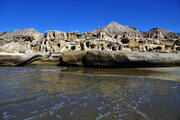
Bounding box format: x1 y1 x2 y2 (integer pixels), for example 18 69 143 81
0 21 180 67
1 50 180 67
60 50 180 67
0 54 60 66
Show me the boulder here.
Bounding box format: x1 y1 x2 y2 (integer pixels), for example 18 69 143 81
60 50 87 66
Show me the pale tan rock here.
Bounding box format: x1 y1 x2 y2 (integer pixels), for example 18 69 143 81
80 41 87 51
124 48 131 51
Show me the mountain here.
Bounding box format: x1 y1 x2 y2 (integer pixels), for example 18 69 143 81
0 22 180 41
0 28 40 39
88 22 180 39
145 27 180 39
89 21 142 37
99 21 139 34
0 21 179 55
0 28 42 46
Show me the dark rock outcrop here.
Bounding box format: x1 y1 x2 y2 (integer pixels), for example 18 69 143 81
0 54 43 66
0 55 22 66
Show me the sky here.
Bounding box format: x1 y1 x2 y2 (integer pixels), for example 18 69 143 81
0 0 180 33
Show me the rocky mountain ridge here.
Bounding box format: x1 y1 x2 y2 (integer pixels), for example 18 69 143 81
89 21 142 37
1 22 179 39
0 22 180 55
145 27 180 39
88 22 180 39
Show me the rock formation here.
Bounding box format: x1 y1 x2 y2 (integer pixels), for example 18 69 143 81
0 28 41 41
0 21 180 57
145 28 180 39
89 21 143 39
60 50 180 67
0 28 42 53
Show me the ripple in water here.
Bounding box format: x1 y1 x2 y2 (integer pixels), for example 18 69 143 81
0 66 180 120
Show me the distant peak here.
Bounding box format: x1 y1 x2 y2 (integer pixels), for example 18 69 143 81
9 28 36 32
149 27 168 32
107 21 120 26
18 28 34 30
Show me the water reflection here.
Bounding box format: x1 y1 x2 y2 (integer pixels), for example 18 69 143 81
62 67 180 81
0 67 180 120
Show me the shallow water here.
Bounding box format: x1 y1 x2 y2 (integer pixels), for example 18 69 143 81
0 66 180 120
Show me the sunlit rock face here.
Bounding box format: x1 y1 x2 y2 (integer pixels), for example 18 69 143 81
60 50 180 67
44 30 67 41
89 21 143 39
0 28 43 53
0 28 41 41
145 28 180 39
0 22 180 55
44 30 82 41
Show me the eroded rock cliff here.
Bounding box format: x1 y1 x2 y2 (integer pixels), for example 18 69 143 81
0 22 179 56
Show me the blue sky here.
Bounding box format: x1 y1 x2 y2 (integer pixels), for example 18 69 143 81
0 0 180 33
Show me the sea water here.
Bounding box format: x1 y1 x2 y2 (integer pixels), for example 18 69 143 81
0 66 180 120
